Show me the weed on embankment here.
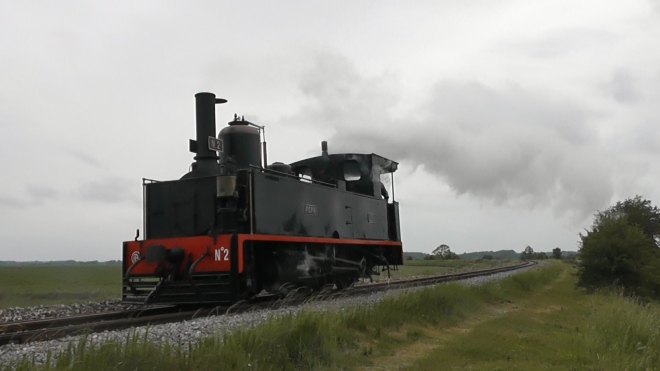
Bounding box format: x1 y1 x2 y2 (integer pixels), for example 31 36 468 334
584 291 660 370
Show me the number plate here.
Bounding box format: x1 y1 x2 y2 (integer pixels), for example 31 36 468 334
214 247 230 261
208 137 223 152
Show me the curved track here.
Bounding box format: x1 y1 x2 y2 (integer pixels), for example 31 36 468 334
0 261 536 346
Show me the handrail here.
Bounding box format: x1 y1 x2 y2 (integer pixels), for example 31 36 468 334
124 256 144 293
249 165 337 188
248 164 299 180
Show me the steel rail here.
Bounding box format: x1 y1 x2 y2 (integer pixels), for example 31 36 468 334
0 295 281 346
0 307 170 334
355 260 537 291
0 261 536 346
0 306 180 345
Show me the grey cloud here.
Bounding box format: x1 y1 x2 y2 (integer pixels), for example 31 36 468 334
652 0 660 15
422 82 593 146
294 52 401 128
26 185 60 203
0 179 139 210
78 177 140 205
603 68 641 103
290 54 614 218
65 149 102 168
505 29 614 59
0 186 60 209
0 194 28 209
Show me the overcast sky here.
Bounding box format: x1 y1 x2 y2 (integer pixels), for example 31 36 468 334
1 0 659 261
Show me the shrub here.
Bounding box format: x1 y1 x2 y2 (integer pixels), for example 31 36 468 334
578 212 660 298
552 247 562 259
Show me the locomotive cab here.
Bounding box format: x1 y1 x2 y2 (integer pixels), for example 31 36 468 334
122 92 404 305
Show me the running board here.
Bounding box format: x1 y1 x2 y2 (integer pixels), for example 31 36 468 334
123 273 234 305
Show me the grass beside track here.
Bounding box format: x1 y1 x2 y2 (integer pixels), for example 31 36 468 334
7 263 559 370
0 266 120 308
402 264 660 370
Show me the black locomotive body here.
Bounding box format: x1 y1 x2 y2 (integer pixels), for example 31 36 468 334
122 92 403 305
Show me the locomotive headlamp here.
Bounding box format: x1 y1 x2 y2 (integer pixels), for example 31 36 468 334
216 175 237 197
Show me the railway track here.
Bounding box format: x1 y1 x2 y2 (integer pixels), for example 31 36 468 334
0 261 536 346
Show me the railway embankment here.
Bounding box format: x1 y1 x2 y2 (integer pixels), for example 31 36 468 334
1 262 543 369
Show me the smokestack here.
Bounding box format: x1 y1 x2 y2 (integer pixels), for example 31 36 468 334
193 92 226 175
321 141 328 156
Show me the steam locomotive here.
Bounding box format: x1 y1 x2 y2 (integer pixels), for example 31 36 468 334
122 92 404 305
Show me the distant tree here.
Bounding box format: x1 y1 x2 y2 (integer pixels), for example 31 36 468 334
423 254 434 260
443 251 460 260
431 244 461 260
482 254 494 260
520 246 534 260
532 252 548 260
406 256 413 261
432 244 450 257
578 196 660 298
552 247 562 259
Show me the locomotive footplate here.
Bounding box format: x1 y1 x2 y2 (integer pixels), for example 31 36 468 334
123 272 234 305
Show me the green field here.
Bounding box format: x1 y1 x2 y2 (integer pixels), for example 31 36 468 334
0 265 121 308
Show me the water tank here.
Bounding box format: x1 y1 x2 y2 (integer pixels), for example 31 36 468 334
218 118 261 168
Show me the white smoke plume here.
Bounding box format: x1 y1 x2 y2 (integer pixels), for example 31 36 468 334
288 53 619 219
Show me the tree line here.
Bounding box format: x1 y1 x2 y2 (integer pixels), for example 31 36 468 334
520 246 550 260
420 244 461 260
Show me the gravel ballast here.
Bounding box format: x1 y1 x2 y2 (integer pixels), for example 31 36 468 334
0 264 542 367
0 300 139 324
